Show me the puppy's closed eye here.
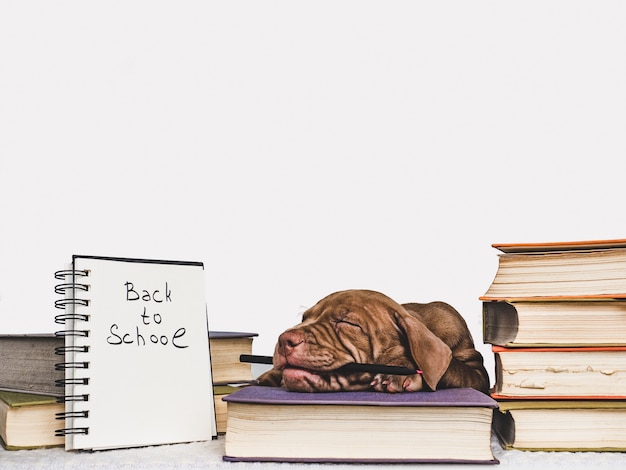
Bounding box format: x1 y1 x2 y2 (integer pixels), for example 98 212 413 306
336 319 362 329
334 314 365 334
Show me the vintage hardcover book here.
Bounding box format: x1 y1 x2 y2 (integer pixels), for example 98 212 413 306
213 384 249 434
209 331 257 384
0 390 64 450
223 386 498 464
53 255 217 451
492 346 626 398
493 399 626 451
0 335 64 396
483 300 626 347
480 238 626 300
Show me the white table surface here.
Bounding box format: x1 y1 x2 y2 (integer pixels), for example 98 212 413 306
2 434 626 470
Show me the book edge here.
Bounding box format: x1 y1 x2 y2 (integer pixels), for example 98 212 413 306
223 456 499 464
223 386 497 408
209 331 259 339
492 345 626 353
492 238 626 253
72 255 204 267
480 294 626 301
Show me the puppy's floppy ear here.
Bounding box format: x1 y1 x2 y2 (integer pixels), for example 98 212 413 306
394 311 452 391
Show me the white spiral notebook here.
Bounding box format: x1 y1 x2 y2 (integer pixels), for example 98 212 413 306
54 255 216 451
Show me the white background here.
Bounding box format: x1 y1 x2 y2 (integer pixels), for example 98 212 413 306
1 1 625 385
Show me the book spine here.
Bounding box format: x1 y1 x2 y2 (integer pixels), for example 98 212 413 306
482 301 519 346
53 267 91 438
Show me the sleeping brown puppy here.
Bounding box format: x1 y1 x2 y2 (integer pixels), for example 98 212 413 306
257 289 490 394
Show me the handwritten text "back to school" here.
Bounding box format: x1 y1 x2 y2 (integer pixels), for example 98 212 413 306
107 282 189 348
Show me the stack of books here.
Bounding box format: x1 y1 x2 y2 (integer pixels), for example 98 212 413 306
208 331 258 434
481 238 626 451
0 334 65 450
1 330 259 447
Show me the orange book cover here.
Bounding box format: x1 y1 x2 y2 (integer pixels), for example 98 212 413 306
491 393 626 400
480 293 626 301
492 345 626 354
492 238 626 254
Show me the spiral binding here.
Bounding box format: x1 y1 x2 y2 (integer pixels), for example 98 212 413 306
54 268 91 437
55 426 89 437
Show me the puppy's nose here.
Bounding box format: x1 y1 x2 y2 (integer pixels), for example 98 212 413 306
278 330 305 356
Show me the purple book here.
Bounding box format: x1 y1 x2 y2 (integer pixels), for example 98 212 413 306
223 386 498 464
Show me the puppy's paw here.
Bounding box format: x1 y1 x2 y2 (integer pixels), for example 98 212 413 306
256 368 283 387
370 373 424 393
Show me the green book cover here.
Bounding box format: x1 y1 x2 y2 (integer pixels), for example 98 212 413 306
0 390 59 408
